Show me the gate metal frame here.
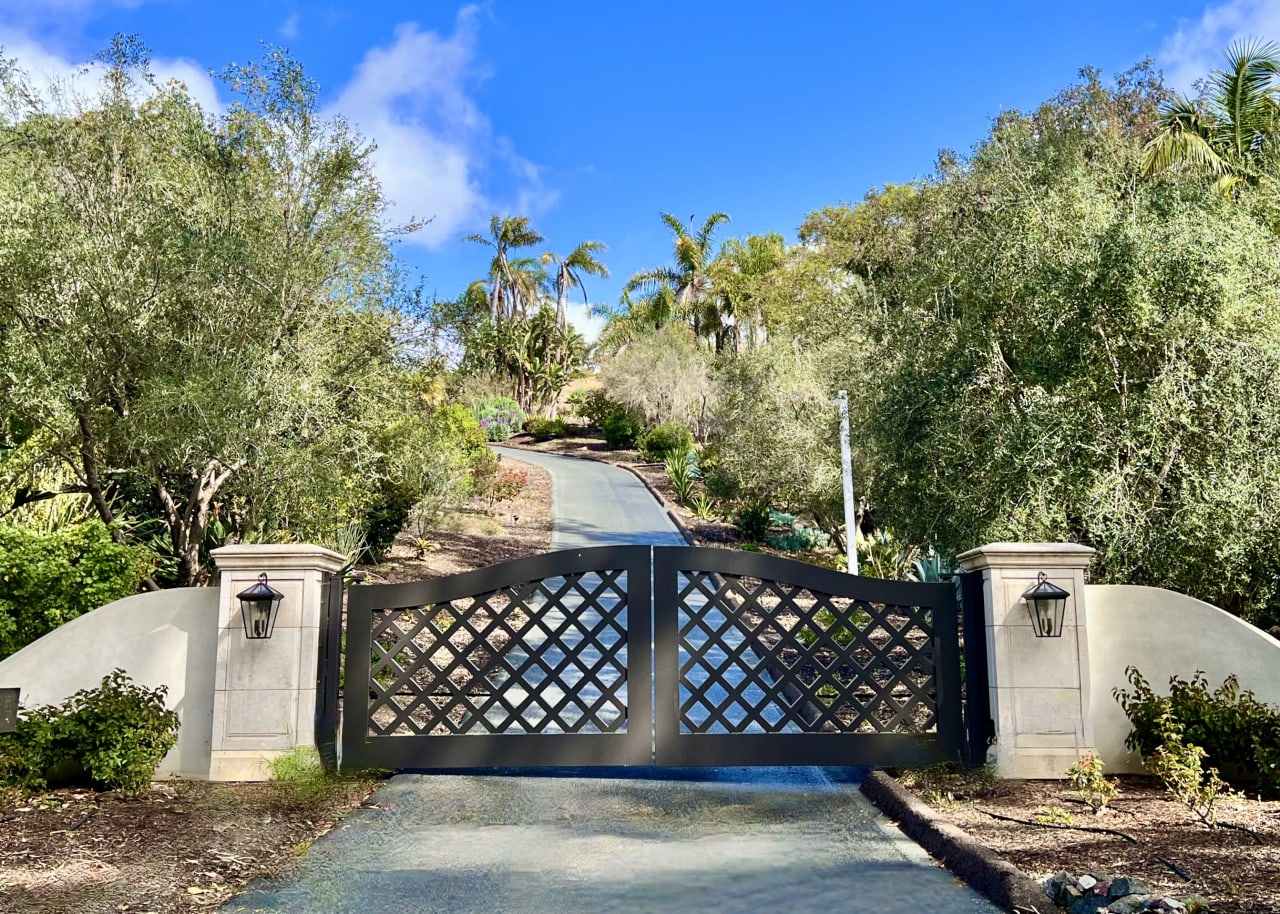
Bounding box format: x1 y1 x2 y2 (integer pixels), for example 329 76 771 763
335 545 975 772
653 547 965 768
341 545 652 770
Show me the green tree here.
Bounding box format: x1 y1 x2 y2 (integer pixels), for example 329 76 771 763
0 40 414 585
625 212 730 346
462 215 546 323
825 61 1280 624
1143 39 1280 196
543 240 609 330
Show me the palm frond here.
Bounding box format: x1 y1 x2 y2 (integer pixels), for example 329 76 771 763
659 212 689 240
1214 39 1280 160
624 266 679 293
1143 129 1227 175
695 212 730 251
1212 173 1244 198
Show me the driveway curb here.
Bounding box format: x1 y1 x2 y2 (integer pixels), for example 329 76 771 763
860 771 1058 914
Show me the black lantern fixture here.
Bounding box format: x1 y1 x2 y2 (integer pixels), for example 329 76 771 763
237 573 284 640
1021 572 1070 638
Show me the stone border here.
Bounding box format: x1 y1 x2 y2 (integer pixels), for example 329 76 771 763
860 771 1059 913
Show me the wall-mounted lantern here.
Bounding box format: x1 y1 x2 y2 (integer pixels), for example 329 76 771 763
237 573 284 639
1021 572 1069 637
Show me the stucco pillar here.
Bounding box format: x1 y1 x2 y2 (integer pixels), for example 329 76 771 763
208 544 345 781
955 542 1096 778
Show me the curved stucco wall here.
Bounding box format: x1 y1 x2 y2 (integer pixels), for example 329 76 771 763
1086 584 1280 773
0 588 218 778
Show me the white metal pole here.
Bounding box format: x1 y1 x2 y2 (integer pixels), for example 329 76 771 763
837 390 857 575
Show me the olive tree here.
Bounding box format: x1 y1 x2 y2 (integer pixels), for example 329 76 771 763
0 40 420 584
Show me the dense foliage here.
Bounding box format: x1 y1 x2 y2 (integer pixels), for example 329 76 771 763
0 520 153 658
596 52 1280 626
1115 667 1280 796
0 670 180 795
0 41 486 587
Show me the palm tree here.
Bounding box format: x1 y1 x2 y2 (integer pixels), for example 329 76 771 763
625 212 729 342
1143 39 1280 196
542 240 609 330
462 215 545 322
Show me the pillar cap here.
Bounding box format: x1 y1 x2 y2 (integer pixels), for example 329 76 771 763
956 542 1095 572
211 543 347 574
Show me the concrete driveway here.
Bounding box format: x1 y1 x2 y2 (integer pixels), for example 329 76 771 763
222 448 998 914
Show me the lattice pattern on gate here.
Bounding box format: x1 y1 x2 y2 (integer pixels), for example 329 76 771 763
366 569 631 737
675 570 938 735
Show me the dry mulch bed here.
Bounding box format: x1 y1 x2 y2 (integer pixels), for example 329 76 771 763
0 780 375 913
905 772 1280 913
366 452 552 583
0 454 554 913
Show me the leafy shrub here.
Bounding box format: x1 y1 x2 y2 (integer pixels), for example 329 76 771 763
0 520 154 659
1066 753 1118 813
361 478 417 563
473 397 526 442
1149 724 1232 827
857 529 920 581
527 417 570 442
473 462 527 509
0 670 179 795
734 503 771 542
639 422 694 462
1114 667 1280 796
566 389 625 430
766 527 830 552
601 410 644 449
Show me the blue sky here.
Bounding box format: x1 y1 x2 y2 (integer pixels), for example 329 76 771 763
3 0 1278 339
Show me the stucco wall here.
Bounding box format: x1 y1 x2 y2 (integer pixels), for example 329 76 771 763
0 588 219 778
1086 584 1280 773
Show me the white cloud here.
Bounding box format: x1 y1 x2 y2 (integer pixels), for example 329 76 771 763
564 301 606 345
324 7 556 249
1159 0 1280 91
279 14 299 39
0 29 221 114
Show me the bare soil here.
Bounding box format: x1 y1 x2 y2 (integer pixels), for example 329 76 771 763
0 453 554 914
902 771 1280 914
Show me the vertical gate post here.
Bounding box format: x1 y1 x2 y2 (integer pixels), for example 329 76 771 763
209 544 347 781
955 543 1096 779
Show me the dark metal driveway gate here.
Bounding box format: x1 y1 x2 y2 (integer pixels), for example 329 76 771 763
339 546 972 771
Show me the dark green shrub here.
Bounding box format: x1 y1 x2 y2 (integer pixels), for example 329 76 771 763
0 520 154 659
639 422 694 462
527 417 570 442
0 670 180 795
566 389 623 429
361 478 417 563
1114 667 1280 795
473 397 526 442
602 411 644 449
734 504 771 542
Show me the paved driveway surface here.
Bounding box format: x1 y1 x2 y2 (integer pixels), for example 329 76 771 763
222 448 998 914
224 770 996 914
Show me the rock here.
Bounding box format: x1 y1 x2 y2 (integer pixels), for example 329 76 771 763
1079 875 1099 891
1044 872 1077 906
1108 878 1151 898
1068 896 1110 914
1103 894 1149 914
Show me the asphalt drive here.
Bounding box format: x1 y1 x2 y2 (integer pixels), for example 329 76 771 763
221 448 998 914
